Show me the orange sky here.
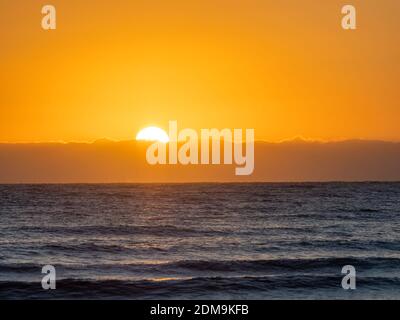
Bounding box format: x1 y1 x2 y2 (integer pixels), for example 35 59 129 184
0 0 399 143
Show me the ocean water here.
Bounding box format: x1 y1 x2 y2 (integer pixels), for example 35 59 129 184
0 183 399 300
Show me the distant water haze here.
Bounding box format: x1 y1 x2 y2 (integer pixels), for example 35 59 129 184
0 139 399 183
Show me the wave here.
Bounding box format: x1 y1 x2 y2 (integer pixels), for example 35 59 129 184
2 257 400 274
9 224 226 237
152 257 400 273
1 274 400 299
4 238 400 256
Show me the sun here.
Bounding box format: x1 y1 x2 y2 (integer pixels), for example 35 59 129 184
136 126 170 143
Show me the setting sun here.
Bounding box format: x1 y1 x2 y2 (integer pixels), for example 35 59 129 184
136 127 169 143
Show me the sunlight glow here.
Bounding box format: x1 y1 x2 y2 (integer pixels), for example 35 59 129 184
136 127 169 143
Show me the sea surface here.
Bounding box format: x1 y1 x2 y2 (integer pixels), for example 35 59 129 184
0 183 399 299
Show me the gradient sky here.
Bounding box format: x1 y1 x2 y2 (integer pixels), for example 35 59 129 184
0 0 399 143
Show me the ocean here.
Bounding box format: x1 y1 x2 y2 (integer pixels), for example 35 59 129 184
0 183 399 299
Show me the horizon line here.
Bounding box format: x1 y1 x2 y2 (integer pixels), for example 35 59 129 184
1 137 400 145
1 180 400 185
